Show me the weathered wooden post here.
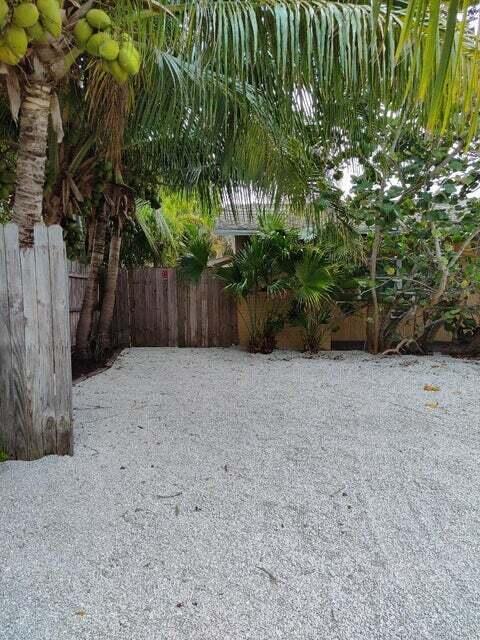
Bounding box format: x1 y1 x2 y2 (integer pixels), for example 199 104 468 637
0 223 73 460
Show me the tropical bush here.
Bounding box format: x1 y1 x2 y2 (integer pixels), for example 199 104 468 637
218 235 287 353
180 214 359 353
346 126 480 353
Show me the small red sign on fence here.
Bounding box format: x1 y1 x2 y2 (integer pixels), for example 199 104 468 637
161 269 169 280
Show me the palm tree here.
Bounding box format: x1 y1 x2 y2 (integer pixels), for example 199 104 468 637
3 0 479 247
0 2 136 245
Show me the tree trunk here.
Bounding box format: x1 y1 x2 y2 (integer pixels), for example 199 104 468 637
97 223 122 354
75 205 108 359
12 82 52 247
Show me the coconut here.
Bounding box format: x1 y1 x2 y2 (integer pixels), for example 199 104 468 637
13 3 40 28
5 26 28 57
108 60 128 84
37 0 60 20
26 22 49 43
118 44 141 75
86 9 111 30
73 18 93 46
99 38 119 62
38 0 62 38
0 45 20 66
85 31 110 56
41 13 61 38
0 0 9 25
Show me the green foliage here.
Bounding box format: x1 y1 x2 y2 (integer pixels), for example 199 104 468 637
0 449 8 463
215 214 356 353
345 117 480 352
121 190 214 268
294 251 336 309
179 227 214 283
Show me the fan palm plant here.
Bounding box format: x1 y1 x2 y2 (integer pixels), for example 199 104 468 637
288 250 338 352
217 237 287 353
178 227 215 283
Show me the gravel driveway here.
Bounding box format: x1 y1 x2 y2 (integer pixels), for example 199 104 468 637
1 347 480 640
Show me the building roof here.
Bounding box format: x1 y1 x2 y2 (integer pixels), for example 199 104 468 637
215 205 306 236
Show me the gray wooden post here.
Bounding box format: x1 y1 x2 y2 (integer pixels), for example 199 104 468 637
0 223 73 460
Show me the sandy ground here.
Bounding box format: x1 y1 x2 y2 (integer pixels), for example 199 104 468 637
1 347 480 640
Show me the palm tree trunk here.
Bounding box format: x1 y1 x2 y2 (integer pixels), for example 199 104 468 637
12 82 52 247
75 206 108 359
97 223 122 354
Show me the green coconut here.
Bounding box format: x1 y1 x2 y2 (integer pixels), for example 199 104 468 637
108 60 128 84
37 0 60 20
99 38 119 62
86 9 111 30
38 0 62 39
118 44 141 75
5 26 28 57
26 22 49 43
85 31 110 56
13 3 40 28
41 13 61 37
73 18 93 46
0 0 8 26
0 45 20 66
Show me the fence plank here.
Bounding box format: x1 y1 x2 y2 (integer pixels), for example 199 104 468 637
201 274 208 347
167 270 177 347
176 277 186 348
48 226 73 455
0 226 13 455
21 232 44 458
160 271 169 346
190 278 198 347
135 269 147 347
3 224 28 459
33 225 55 455
211 275 220 346
111 269 130 348
68 260 88 349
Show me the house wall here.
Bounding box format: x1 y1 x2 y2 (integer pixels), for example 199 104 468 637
237 295 331 351
236 295 456 351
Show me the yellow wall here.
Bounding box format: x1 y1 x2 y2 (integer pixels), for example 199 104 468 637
237 296 331 351
236 296 459 351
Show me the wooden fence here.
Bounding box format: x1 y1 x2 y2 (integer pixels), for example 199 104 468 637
68 266 237 349
128 268 237 348
177 273 238 347
68 261 130 350
0 224 73 460
128 268 178 347
68 260 89 349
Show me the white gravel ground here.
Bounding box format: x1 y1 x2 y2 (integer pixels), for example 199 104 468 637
1 347 480 640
